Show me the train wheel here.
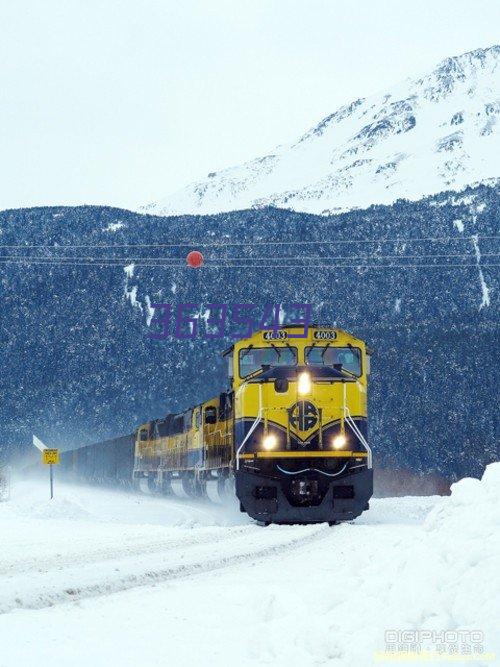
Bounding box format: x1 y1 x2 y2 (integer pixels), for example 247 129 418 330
181 472 207 498
194 475 207 498
217 471 235 498
138 477 150 494
147 475 159 494
181 473 197 498
160 476 173 496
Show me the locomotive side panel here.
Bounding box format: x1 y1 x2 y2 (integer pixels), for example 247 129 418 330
132 394 234 492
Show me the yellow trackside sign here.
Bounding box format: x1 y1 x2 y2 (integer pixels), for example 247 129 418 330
42 449 60 465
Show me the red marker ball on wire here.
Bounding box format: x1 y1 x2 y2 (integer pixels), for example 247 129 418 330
186 250 204 268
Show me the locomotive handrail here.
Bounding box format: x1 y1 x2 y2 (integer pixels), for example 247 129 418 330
345 408 372 468
235 410 263 470
235 384 263 470
341 381 372 468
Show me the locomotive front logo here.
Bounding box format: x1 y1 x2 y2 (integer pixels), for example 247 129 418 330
289 400 319 432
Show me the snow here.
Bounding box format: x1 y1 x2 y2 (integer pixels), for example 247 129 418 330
124 284 142 310
478 271 492 309
144 295 155 326
471 234 491 308
104 222 125 232
123 263 135 278
123 263 145 312
1 465 498 666
143 46 500 217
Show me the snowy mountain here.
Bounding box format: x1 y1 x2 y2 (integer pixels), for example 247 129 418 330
144 45 500 216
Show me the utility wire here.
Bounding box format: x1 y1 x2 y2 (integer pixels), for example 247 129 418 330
0 252 498 262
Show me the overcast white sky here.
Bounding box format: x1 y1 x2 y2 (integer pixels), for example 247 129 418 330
0 0 499 211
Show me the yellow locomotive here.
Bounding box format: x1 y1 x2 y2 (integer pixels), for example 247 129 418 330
134 325 373 524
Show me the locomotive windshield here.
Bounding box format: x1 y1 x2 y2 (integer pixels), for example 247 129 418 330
305 345 361 376
239 346 297 378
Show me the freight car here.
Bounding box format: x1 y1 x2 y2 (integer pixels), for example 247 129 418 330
60 434 135 486
62 325 373 524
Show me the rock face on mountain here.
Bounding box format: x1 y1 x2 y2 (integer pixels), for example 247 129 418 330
1 183 498 481
144 46 500 216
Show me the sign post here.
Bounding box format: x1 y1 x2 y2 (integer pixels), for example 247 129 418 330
41 448 60 499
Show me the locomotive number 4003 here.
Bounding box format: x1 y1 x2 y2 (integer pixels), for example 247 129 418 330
313 330 337 340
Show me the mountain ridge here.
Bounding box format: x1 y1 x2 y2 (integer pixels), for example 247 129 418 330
143 45 500 217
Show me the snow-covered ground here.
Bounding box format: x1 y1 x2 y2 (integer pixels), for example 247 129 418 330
0 466 498 666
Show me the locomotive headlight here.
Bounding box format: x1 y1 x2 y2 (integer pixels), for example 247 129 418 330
332 434 347 449
298 371 311 395
262 434 278 450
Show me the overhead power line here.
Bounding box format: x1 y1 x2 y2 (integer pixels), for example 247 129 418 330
0 252 498 262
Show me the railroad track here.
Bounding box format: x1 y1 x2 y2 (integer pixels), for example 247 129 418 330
0 522 331 614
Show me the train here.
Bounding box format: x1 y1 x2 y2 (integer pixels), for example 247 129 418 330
60 325 373 524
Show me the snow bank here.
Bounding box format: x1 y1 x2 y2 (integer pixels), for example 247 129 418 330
15 495 95 521
425 461 500 536
423 462 500 657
